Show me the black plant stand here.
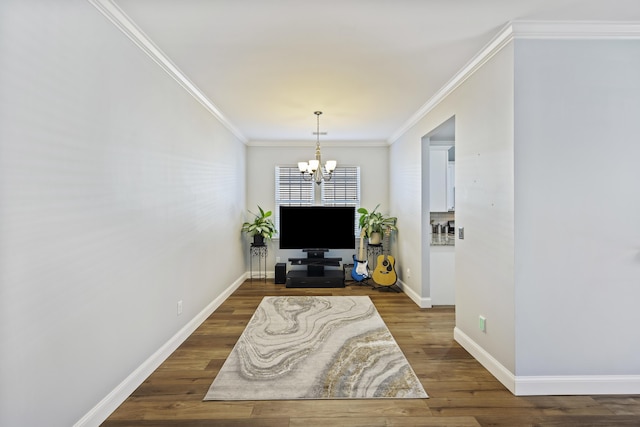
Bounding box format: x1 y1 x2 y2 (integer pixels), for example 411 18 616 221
249 244 267 282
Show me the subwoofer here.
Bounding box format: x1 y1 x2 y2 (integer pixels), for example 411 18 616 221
274 262 286 284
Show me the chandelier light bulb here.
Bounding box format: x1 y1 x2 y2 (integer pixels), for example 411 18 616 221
298 111 336 184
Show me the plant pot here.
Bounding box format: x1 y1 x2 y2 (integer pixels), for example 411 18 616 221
252 235 265 246
368 232 382 245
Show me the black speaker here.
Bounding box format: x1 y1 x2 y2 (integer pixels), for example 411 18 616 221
275 263 286 284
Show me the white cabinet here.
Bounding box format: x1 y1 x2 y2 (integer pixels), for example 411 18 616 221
447 161 455 211
429 146 453 212
430 245 455 305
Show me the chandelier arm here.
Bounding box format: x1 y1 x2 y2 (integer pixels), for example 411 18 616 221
298 111 336 184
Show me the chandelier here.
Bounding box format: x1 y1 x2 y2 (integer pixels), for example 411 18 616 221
297 111 337 185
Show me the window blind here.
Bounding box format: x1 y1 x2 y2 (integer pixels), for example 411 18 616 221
275 166 314 233
275 165 361 235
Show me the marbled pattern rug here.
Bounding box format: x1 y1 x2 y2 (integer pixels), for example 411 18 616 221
204 296 428 400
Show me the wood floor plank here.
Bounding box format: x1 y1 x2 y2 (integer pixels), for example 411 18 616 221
103 421 290 427
289 416 481 427
102 280 640 426
593 395 640 415
474 414 640 426
250 399 432 418
104 401 256 421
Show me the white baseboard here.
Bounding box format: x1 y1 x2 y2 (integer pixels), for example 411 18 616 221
453 327 516 393
454 326 640 396
397 280 432 308
248 270 273 279
515 375 640 396
74 273 247 427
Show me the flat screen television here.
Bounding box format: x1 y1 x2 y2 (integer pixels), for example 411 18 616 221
279 206 355 250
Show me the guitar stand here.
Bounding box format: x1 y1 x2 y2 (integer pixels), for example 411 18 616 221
350 277 375 288
348 277 400 292
373 283 401 293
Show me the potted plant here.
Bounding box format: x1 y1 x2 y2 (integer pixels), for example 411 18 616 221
241 205 277 246
357 204 397 245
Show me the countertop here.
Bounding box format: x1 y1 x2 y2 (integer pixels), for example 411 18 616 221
431 233 455 246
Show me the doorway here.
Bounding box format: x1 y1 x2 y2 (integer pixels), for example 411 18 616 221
421 116 455 306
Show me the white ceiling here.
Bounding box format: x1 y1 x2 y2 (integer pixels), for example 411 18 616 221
113 0 640 143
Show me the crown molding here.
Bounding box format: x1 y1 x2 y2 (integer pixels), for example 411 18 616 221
511 20 640 39
388 20 640 144
247 140 389 148
88 0 247 143
388 21 516 143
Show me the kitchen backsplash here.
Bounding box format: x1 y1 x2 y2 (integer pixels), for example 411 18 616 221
430 212 454 227
430 211 455 245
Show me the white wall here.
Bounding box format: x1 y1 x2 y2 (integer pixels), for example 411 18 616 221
514 39 640 377
245 144 390 268
0 1 246 425
392 30 640 395
391 43 516 372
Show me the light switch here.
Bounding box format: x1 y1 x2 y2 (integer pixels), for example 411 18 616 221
458 227 464 239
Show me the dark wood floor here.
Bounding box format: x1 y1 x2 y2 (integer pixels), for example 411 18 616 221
103 280 640 426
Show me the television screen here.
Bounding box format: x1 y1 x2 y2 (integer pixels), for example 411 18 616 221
279 206 355 250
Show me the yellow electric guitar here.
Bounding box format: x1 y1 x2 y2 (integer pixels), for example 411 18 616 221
372 228 397 287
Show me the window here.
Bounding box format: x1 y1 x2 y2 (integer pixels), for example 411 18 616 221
275 166 314 234
275 166 360 235
321 166 360 207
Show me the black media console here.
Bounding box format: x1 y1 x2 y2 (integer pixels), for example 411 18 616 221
286 249 345 288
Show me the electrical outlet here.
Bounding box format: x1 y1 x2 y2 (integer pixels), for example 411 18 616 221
276 256 281 263
177 300 183 316
406 268 411 279
479 315 486 332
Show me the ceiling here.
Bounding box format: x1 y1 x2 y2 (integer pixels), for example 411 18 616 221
113 0 640 143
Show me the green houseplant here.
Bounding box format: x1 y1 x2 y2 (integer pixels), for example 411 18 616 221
241 205 276 246
357 204 397 244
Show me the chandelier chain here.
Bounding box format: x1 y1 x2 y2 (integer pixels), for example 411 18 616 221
298 111 336 185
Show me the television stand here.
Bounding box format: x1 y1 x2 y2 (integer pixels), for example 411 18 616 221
286 270 345 288
286 249 344 288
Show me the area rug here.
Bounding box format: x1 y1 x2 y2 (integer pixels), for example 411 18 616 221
204 295 428 400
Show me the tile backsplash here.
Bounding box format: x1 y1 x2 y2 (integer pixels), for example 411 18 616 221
430 212 455 228
430 211 455 245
